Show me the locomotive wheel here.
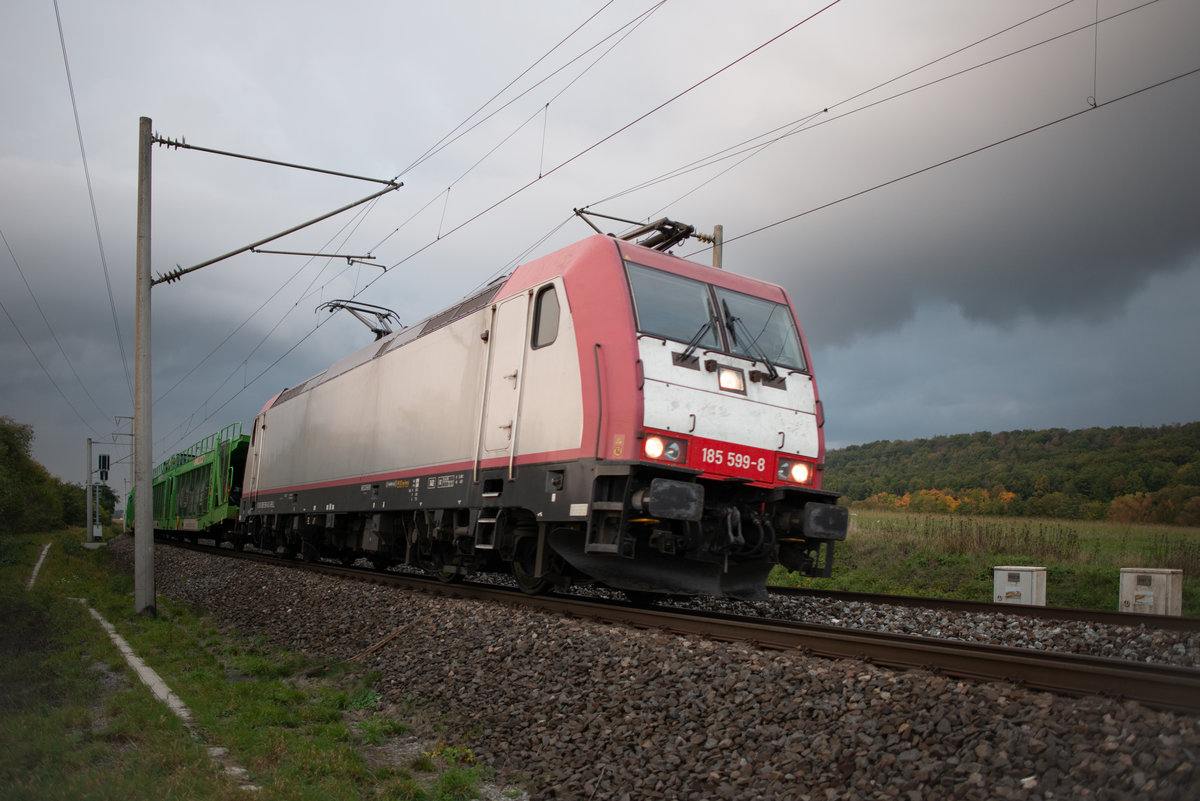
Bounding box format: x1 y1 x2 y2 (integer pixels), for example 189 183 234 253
425 543 465 582
512 546 550 595
512 539 564 595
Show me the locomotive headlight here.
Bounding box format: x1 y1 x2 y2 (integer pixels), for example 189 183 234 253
644 436 666 459
644 435 686 463
777 459 813 485
718 366 746 393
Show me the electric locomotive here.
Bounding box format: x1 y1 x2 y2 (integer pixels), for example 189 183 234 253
232 223 847 599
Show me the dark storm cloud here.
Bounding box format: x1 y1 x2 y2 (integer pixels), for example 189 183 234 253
816 257 1200 449
755 59 1200 349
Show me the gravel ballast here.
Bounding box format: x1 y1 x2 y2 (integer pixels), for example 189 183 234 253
110 537 1200 800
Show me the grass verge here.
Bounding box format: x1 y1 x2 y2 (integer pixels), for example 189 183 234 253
1 529 514 800
770 511 1200 616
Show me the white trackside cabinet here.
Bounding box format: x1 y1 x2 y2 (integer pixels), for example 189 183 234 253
1119 568 1182 616
993 566 1047 607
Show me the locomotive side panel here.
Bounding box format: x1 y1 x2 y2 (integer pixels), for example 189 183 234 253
256 312 489 492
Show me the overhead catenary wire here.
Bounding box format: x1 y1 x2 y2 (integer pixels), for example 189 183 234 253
152 199 380 407
466 214 579 296
369 0 669 256
364 0 1174 299
249 0 848 393
598 0 1165 246
358 0 848 293
588 0 1089 214
688 65 1200 258
51 0 134 407
0 288 104 439
397 0 630 176
1 225 111 424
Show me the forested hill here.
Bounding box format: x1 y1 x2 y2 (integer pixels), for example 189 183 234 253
824 422 1200 524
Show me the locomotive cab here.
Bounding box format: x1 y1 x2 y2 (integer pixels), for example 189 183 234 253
542 240 847 599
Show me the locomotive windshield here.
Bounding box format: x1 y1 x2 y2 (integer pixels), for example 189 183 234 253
625 261 806 372
625 262 721 350
714 286 806 371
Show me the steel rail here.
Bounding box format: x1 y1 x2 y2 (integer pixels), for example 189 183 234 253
447 583 1200 716
769 586 1200 632
157 538 1200 715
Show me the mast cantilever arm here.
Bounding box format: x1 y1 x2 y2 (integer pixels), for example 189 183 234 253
153 182 401 285
153 134 401 187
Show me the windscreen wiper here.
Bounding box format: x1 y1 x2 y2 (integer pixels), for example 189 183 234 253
723 300 778 380
679 320 712 362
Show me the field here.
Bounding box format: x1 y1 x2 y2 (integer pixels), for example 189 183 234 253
770 510 1200 617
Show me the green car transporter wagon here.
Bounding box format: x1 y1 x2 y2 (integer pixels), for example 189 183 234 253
127 423 250 541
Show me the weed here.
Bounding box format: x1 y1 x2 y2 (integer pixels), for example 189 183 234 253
410 754 438 773
350 688 382 710
356 714 411 745
1147 533 1200 574
384 775 431 801
428 742 476 765
432 764 485 800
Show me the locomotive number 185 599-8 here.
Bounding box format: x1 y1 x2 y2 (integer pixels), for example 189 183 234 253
700 447 766 472
695 439 775 481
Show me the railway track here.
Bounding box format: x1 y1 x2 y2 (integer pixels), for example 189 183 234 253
158 538 1200 715
769 584 1200 632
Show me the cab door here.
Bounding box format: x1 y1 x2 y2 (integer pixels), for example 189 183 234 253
478 293 531 458
246 414 265 505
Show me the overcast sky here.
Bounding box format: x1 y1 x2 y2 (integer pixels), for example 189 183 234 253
3 0 1198 495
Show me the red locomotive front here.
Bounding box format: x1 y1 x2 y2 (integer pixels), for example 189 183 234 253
537 235 847 598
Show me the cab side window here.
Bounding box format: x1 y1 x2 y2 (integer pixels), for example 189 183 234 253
531 285 559 349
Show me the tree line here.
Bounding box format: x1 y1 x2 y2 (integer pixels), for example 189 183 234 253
824 422 1200 525
0 416 116 536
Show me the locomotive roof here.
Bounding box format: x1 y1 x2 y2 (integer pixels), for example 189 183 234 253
266 234 793 411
